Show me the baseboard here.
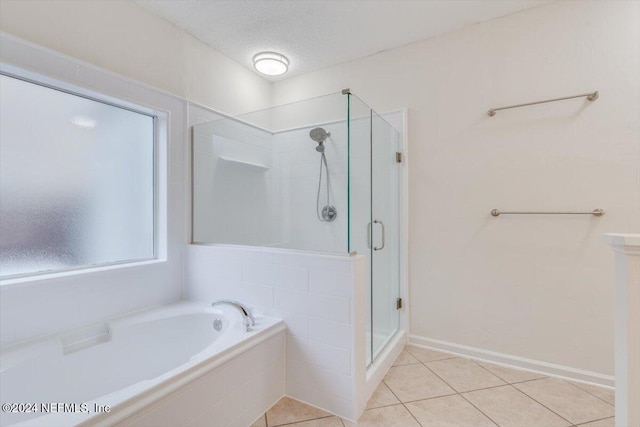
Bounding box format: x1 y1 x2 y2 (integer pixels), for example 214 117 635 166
409 334 614 388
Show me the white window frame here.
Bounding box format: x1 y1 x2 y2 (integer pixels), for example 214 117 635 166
0 63 169 285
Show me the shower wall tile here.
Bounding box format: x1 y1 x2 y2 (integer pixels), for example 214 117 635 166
272 253 351 272
187 256 243 283
185 245 365 420
309 268 353 297
308 317 353 349
287 358 355 402
269 310 309 338
239 250 276 265
273 288 350 323
187 276 274 310
271 126 349 254
243 262 309 290
287 333 351 375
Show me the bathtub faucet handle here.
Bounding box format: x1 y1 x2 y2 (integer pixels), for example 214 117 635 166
211 300 256 332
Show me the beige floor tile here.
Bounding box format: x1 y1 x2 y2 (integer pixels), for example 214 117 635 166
392 349 420 366
577 417 615 427
250 414 266 427
342 404 420 427
570 382 615 405
405 345 455 362
266 397 333 426
287 416 344 427
463 385 571 427
478 362 546 384
515 378 615 425
405 394 497 427
366 382 400 409
426 358 506 392
384 363 455 402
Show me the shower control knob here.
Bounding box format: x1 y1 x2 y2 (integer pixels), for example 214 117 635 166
322 205 337 222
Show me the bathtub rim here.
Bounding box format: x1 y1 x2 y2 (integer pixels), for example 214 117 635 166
0 301 242 374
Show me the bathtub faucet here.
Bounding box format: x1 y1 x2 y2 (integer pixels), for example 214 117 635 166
211 300 256 332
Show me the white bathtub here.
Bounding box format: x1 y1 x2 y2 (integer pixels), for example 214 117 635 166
0 301 285 427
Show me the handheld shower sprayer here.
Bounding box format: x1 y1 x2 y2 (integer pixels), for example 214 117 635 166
309 128 337 222
309 127 330 152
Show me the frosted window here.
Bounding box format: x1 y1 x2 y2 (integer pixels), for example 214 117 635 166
0 74 155 279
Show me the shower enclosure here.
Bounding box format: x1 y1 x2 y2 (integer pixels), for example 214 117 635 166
192 90 401 365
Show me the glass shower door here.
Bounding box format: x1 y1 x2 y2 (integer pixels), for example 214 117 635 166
346 92 400 365
369 112 400 362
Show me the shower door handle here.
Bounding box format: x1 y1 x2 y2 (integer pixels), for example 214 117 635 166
367 222 372 249
373 220 385 251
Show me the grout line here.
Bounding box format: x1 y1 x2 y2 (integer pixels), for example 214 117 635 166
392 361 421 367
508 377 549 385
574 416 615 426
456 393 501 427
418 362 501 427
419 359 506 393
451 382 510 394
398 390 460 406
566 381 616 407
366 379 452 410
403 401 424 427
475 361 549 387
474 360 514 384
262 398 334 427
381 380 424 427
364 401 405 410
272 414 334 427
510 384 576 425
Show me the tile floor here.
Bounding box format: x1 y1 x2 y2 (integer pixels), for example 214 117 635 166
251 346 615 427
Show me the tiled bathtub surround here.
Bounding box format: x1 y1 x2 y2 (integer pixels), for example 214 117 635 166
252 346 615 427
185 244 367 420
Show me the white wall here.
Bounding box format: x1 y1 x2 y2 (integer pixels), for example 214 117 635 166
272 1 640 377
0 0 273 345
0 0 271 116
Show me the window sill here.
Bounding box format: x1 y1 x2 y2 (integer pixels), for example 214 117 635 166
0 259 167 289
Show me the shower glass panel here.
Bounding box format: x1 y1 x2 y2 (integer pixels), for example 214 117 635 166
192 91 401 366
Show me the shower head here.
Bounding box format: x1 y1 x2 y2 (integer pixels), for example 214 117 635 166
309 127 330 144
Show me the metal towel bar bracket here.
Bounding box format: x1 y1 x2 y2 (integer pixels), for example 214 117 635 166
491 209 605 217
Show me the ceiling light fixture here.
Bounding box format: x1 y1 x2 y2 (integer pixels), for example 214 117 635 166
253 51 289 76
70 116 97 129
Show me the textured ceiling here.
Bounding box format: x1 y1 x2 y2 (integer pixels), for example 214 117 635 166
135 0 551 81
